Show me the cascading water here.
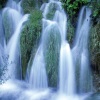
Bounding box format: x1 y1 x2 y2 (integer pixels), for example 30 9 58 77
59 42 75 94
52 2 75 94
74 6 86 45
72 7 92 93
2 0 29 79
29 44 48 89
0 0 95 100
28 0 75 93
2 0 22 42
0 12 5 47
6 0 22 12
7 14 29 79
2 8 22 41
42 0 75 94
27 2 60 89
0 10 6 84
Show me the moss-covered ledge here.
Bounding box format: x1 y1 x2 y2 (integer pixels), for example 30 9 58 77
20 10 42 79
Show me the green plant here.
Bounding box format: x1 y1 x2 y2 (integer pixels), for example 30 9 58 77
61 0 89 22
89 1 100 25
20 10 42 78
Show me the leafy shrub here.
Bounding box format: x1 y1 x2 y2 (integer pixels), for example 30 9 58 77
89 1 100 25
61 0 89 22
20 10 42 78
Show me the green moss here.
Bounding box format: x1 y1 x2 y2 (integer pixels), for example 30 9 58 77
21 0 36 13
61 0 89 23
46 2 60 20
89 1 100 25
21 0 48 14
89 20 100 73
20 10 42 78
67 20 75 45
44 24 61 87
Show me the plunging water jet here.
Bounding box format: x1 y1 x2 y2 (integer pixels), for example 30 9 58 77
72 7 92 93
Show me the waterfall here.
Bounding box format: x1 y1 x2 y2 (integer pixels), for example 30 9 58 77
45 0 75 94
72 7 92 93
2 8 22 42
59 42 75 94
29 44 48 89
52 3 75 94
0 12 5 47
74 6 86 45
1 0 29 79
2 0 23 42
27 0 75 94
6 0 22 13
0 0 95 100
7 14 29 79
27 0 60 89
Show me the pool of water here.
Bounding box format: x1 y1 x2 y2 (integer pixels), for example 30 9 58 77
0 80 98 100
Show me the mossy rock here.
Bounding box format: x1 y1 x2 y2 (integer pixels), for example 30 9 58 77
89 20 100 73
20 10 42 79
67 20 75 45
21 0 36 13
46 2 61 20
43 23 61 87
21 0 48 14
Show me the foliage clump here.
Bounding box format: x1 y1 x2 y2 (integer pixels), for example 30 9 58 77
20 10 42 78
21 0 48 14
61 0 89 22
89 21 100 73
89 1 100 25
21 0 36 13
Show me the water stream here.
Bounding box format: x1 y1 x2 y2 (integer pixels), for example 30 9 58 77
2 0 29 79
0 0 95 100
72 7 92 93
